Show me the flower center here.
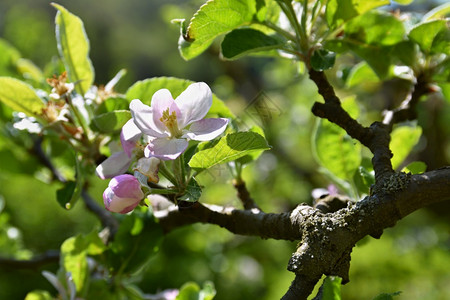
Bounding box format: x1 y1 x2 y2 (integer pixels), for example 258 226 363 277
160 108 182 138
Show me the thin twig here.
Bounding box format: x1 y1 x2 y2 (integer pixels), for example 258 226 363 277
0 250 59 269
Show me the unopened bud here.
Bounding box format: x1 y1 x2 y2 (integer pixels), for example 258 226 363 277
103 174 144 214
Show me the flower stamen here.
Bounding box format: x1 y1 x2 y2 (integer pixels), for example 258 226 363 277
160 109 182 138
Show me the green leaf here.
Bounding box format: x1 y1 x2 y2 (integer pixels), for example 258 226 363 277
95 96 129 114
345 11 405 46
52 3 95 95
372 291 402 300
423 3 450 21
16 58 44 83
346 62 379 87
179 177 202 202
179 0 258 60
24 290 53 300
390 125 422 170
326 0 389 28
55 151 83 210
350 44 392 79
92 110 131 133
314 109 362 181
236 126 266 165
402 161 427 174
189 131 270 169
107 207 163 274
177 281 216 300
311 49 336 71
0 77 45 118
60 236 89 294
322 276 342 300
126 77 234 118
221 28 282 60
393 0 413 5
408 20 448 54
353 165 375 195
391 41 418 67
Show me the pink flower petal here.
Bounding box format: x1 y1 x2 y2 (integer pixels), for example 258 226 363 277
176 82 212 128
103 175 144 214
144 138 188 160
130 99 167 138
184 118 228 141
151 89 181 132
120 119 142 157
95 151 132 179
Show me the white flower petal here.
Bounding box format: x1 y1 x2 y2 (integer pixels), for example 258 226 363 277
185 118 228 141
120 119 142 157
130 99 167 138
144 138 188 160
176 82 212 128
95 151 131 179
151 89 181 131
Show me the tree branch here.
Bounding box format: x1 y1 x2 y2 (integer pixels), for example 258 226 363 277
0 250 59 270
156 202 301 240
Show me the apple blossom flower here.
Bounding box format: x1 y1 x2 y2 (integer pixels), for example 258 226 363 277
103 174 144 214
95 119 142 179
129 82 228 160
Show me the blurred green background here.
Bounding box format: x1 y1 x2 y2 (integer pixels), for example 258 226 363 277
0 0 449 299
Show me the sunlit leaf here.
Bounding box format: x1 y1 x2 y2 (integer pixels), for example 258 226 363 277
326 0 389 28
345 11 405 46
178 0 259 60
60 236 88 293
177 281 216 300
189 131 270 169
390 125 422 170
322 276 342 300
408 20 448 54
402 161 427 174
393 0 413 5
314 97 362 181
423 2 450 21
126 77 234 118
346 62 379 87
0 77 45 118
52 3 95 95
221 28 283 60
24 290 53 300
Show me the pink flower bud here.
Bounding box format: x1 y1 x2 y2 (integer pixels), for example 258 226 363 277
103 174 144 214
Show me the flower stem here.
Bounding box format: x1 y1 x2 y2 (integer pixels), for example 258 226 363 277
159 162 178 185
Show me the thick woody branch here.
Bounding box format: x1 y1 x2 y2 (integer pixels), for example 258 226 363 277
309 70 394 181
282 167 450 299
156 202 301 240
